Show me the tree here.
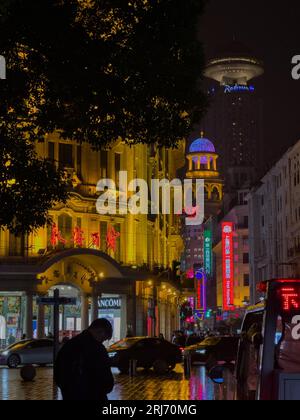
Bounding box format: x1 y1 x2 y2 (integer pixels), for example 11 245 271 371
0 0 207 148
0 0 208 233
0 120 68 234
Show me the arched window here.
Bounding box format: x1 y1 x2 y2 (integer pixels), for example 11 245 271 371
211 187 220 201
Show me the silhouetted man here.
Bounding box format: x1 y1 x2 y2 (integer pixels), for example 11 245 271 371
54 319 114 401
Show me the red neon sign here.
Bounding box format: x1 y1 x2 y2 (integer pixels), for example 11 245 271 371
222 222 234 311
196 279 201 311
278 286 300 312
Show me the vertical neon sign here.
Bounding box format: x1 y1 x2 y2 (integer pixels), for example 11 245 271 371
222 222 234 311
204 230 212 276
195 268 207 312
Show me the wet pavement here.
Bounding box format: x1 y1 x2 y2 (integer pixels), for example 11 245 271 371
0 365 219 401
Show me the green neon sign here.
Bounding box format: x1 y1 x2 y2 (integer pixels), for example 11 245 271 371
204 230 212 276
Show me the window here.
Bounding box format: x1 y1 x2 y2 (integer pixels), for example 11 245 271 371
100 221 107 252
48 142 55 161
243 253 249 264
101 151 108 178
59 143 73 168
58 214 72 246
77 145 82 177
9 233 26 257
244 274 250 287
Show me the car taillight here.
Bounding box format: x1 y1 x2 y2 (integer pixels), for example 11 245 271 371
179 347 184 352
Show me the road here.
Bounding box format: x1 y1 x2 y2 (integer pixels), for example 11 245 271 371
0 365 223 400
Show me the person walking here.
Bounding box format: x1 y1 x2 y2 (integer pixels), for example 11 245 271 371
54 318 114 401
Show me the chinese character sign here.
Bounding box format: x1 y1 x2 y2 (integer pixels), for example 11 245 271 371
204 230 212 276
73 226 85 247
50 224 67 247
106 225 120 252
222 222 234 311
91 232 100 248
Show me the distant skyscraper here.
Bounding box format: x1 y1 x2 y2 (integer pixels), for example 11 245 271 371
203 41 264 198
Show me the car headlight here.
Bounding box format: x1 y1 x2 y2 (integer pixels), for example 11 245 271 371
108 352 117 358
1 351 9 357
195 349 206 355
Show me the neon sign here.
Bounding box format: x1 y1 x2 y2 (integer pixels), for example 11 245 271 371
195 267 207 312
106 225 120 252
278 286 300 312
224 84 255 94
204 230 212 276
50 224 67 247
222 222 234 311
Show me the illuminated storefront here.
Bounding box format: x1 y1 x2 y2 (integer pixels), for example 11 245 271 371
0 137 184 344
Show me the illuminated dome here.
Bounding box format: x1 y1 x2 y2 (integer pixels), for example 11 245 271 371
189 137 216 154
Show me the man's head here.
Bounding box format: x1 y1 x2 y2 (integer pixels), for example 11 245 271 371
88 318 113 343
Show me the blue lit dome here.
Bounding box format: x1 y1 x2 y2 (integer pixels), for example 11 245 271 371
189 137 216 154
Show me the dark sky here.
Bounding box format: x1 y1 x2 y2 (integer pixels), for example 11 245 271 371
199 0 300 166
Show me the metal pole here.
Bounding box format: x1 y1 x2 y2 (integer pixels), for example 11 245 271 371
53 289 60 364
184 353 192 379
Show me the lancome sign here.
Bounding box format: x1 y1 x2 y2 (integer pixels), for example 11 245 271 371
98 297 121 310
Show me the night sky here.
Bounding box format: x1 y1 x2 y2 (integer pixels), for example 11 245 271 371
199 0 300 167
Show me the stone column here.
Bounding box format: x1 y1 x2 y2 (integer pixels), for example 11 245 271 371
91 292 99 323
81 293 89 331
37 300 45 339
24 292 34 339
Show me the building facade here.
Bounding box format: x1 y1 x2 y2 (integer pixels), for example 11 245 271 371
0 134 185 346
203 41 264 207
181 134 223 324
248 139 300 304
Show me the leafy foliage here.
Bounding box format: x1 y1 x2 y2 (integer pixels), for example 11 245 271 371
0 0 207 148
0 121 68 234
0 0 207 233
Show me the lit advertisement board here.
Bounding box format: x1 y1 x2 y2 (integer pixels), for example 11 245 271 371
204 230 212 276
222 222 234 311
195 267 207 311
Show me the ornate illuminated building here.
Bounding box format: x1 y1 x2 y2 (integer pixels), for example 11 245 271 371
0 134 185 345
181 134 223 321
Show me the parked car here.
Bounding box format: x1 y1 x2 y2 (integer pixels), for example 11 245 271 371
183 336 239 368
108 337 182 374
0 339 54 368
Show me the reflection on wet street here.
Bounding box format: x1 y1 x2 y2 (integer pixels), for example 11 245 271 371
0 365 231 400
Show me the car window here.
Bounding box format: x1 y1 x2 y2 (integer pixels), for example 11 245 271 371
38 340 53 348
5 340 32 351
201 337 221 346
242 311 264 334
26 340 52 349
109 338 141 350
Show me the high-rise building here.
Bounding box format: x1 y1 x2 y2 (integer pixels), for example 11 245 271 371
203 41 264 205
